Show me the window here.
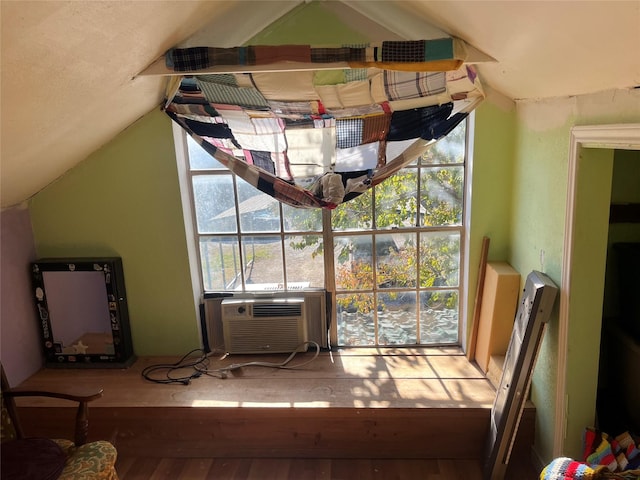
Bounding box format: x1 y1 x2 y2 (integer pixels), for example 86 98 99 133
181 120 468 347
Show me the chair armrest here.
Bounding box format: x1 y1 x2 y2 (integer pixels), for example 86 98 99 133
5 388 103 446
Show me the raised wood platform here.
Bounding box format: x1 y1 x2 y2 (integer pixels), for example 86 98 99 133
13 347 535 464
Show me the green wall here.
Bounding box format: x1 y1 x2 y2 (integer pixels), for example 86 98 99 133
30 109 201 355
248 1 369 44
510 115 570 464
465 94 517 341
511 90 640 462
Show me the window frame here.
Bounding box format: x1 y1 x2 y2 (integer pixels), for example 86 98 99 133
173 116 472 349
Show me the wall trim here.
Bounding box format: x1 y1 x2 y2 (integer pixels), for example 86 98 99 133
555 123 640 457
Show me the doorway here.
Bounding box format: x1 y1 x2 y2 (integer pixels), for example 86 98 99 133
596 151 640 435
555 124 640 458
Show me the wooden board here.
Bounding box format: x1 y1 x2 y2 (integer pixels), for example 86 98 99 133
467 236 490 361
474 262 521 373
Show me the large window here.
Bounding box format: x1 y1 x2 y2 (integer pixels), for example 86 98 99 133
182 120 468 347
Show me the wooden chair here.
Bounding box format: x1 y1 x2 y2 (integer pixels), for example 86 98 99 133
1 364 119 480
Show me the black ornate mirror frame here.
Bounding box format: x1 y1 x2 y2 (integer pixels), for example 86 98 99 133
31 257 135 368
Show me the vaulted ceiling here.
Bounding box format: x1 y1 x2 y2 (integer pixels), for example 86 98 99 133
1 1 638 209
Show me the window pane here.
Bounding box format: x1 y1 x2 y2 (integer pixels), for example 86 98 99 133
285 235 324 288
336 293 375 346
332 190 372 231
375 171 419 229
419 232 460 288
283 204 322 232
185 116 467 346
420 290 459 344
335 235 373 290
192 175 236 233
421 120 466 165
378 291 417 345
236 178 281 233
187 136 225 170
376 233 416 288
420 166 464 226
241 236 283 288
200 236 240 291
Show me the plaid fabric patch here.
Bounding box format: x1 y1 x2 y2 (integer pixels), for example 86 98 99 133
168 40 456 72
251 117 285 135
336 118 364 149
170 47 254 71
384 71 446 100
169 47 209 71
197 78 269 108
344 68 368 82
381 40 425 62
163 40 483 209
197 74 237 87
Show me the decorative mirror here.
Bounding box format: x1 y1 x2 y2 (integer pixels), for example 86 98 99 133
31 257 135 367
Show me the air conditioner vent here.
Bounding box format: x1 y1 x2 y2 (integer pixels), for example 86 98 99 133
221 297 308 354
204 292 328 354
253 302 302 317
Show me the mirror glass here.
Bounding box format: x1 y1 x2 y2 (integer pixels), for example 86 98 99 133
42 271 114 355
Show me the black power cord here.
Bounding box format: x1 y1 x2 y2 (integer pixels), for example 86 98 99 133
140 348 210 385
141 341 321 385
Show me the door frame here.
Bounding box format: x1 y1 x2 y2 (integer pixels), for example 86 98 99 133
555 123 640 456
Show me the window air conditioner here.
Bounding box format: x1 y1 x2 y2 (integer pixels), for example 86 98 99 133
221 297 308 354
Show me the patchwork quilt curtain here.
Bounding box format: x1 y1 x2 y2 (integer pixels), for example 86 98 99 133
163 40 484 209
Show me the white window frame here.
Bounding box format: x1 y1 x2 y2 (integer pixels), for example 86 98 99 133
173 116 473 348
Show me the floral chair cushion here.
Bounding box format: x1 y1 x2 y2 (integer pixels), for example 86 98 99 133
54 439 119 480
1 389 119 479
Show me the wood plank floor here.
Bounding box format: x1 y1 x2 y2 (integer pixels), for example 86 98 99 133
114 457 540 479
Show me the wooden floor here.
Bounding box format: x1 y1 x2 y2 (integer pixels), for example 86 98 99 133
114 457 539 479
14 347 540 479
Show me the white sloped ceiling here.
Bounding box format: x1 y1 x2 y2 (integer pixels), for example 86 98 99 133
1 0 638 209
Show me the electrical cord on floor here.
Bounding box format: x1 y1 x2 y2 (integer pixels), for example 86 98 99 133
141 348 210 385
141 341 321 384
196 341 321 379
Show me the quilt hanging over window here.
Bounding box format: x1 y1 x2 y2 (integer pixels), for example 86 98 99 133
163 40 484 209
